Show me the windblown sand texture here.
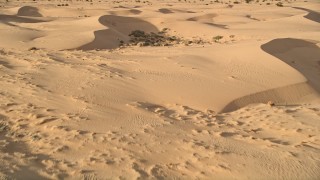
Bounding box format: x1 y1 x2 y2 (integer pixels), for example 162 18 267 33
0 0 320 179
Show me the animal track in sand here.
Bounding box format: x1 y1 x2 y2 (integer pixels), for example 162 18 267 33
263 138 291 145
132 162 149 179
150 164 168 179
128 102 216 123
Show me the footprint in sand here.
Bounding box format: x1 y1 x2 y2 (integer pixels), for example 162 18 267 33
129 102 216 123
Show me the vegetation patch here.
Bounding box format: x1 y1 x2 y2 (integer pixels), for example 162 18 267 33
119 29 227 48
213 35 224 42
123 28 183 47
276 2 283 7
0 122 9 133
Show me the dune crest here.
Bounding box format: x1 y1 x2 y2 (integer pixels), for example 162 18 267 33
221 82 318 112
261 38 320 92
222 38 320 112
293 7 320 23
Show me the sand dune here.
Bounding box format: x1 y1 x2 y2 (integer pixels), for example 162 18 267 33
261 38 320 92
78 15 159 50
17 6 43 17
293 7 320 23
0 0 320 179
223 38 320 112
221 82 318 112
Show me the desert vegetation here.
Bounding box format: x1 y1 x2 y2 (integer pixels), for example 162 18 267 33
119 29 229 47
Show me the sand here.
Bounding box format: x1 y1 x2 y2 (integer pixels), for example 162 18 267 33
0 0 319 179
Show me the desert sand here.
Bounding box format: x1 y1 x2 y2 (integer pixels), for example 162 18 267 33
0 0 320 179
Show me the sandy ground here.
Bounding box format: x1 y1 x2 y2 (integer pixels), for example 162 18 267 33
0 0 320 179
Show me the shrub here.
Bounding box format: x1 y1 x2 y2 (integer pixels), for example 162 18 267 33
213 35 223 42
129 30 146 38
276 2 283 6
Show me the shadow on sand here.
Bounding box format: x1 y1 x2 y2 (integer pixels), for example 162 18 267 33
77 15 159 50
221 38 320 113
293 7 320 23
17 6 43 17
0 6 44 27
261 38 320 92
0 14 46 26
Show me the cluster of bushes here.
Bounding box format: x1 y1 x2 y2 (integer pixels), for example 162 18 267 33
57 4 69 6
122 28 183 47
120 29 223 47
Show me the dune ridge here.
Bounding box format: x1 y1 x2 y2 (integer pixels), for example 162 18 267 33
221 82 318 112
222 37 320 112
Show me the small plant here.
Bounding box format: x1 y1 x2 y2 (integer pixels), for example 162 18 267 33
276 2 283 6
57 4 69 7
129 30 146 38
119 40 125 46
213 35 223 42
160 28 169 33
32 134 41 141
28 47 39 51
0 122 9 133
267 101 275 106
121 29 214 48
127 29 183 47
